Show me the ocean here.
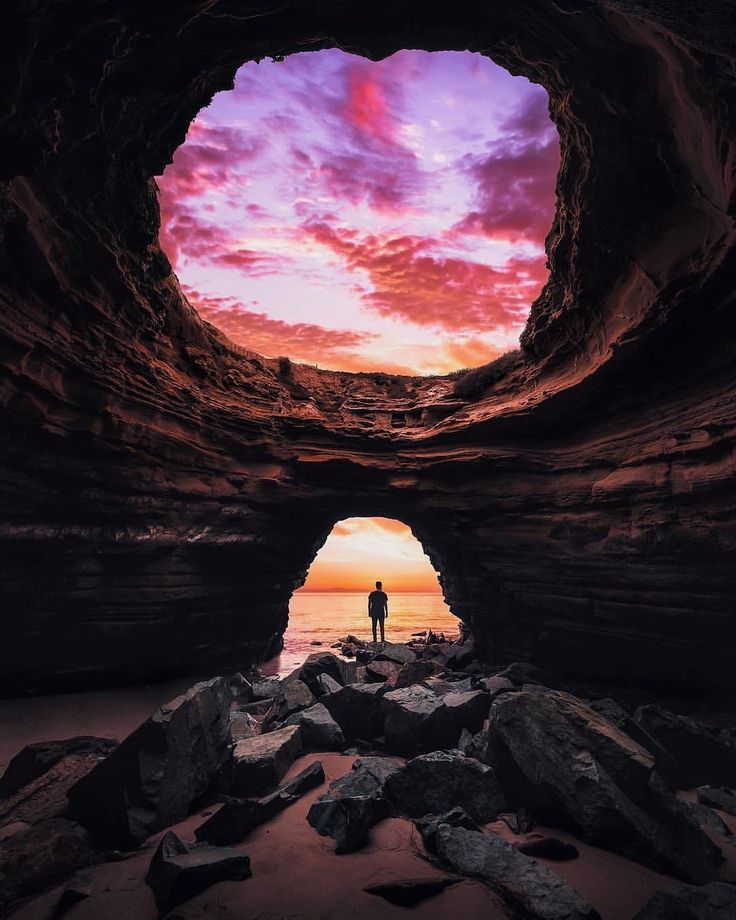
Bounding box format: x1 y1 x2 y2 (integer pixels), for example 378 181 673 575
261 591 459 676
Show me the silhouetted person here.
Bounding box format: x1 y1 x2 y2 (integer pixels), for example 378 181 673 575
368 580 388 644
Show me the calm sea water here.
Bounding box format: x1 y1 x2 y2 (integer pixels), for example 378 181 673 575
261 592 459 676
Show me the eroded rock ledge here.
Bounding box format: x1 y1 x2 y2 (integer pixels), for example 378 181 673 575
0 1 734 694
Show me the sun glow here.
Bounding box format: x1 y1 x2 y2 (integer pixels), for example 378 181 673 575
298 517 441 593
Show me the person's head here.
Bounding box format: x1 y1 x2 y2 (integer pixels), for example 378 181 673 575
375 581 382 589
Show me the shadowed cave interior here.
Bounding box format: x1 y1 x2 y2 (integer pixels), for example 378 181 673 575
0 3 736 916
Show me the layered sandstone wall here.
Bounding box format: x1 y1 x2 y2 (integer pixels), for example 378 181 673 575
0 1 734 694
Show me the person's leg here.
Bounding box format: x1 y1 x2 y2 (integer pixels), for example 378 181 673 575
379 616 385 643
371 617 377 643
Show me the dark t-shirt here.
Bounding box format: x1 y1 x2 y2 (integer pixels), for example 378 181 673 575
368 589 388 618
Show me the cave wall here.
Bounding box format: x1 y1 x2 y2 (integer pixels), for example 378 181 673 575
0 1 734 695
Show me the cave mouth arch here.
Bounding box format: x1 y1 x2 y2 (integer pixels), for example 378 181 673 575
157 48 559 378
263 516 459 675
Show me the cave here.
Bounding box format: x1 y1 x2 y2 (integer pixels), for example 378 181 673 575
1 3 736 912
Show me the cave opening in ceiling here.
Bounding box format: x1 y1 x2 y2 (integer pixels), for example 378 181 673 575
262 517 459 673
157 49 560 377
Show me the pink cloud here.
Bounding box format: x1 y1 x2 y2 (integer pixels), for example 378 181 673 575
303 220 546 331
455 95 559 244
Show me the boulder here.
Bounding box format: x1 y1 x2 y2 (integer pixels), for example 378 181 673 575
314 673 343 697
196 762 325 845
681 799 734 839
67 678 231 847
251 678 282 701
364 877 460 907
442 639 477 670
632 882 736 920
435 825 599 920
495 662 551 686
635 706 736 787
323 682 387 740
414 807 480 853
306 757 401 853
394 659 443 688
477 675 515 699
288 652 348 695
230 725 302 795
384 752 505 822
589 698 676 782
423 676 473 695
285 703 345 750
374 643 416 665
382 686 454 755
0 737 118 799
464 726 491 765
262 679 316 730
516 835 580 860
443 690 489 734
489 687 722 882
365 659 403 683
228 710 259 743
145 831 250 915
696 785 736 817
0 818 93 910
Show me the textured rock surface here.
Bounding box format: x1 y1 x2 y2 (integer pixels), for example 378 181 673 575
632 882 736 920
229 725 302 796
435 825 599 920
67 678 231 847
488 688 723 882
0 2 735 695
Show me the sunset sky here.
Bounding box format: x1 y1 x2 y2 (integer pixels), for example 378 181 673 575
298 518 441 593
158 49 559 375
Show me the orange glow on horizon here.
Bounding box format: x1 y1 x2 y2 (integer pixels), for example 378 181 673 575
297 517 442 593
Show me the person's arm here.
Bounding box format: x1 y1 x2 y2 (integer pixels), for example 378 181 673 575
384 594 388 618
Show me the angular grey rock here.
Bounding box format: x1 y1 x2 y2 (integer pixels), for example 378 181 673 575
323 682 387 740
477 675 515 699
374 643 416 665
145 830 250 915
229 710 259 743
394 659 444 688
414 807 480 853
365 659 403 683
196 761 325 845
288 652 347 695
589 698 676 782
0 818 93 908
314 673 343 697
382 686 454 755
67 678 231 847
634 705 736 787
364 876 460 907
443 690 489 734
285 702 345 750
0 737 118 799
262 678 316 731
632 882 736 920
230 725 302 795
251 678 282 701
435 825 599 920
488 688 723 883
306 757 400 853
681 799 734 838
696 785 736 817
384 752 505 822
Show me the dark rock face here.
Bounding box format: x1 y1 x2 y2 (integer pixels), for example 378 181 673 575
414 807 480 853
0 818 93 910
632 882 736 920
306 757 401 853
323 683 387 740
384 752 505 822
145 831 251 916
634 705 736 787
196 761 325 845
435 825 600 920
696 786 736 817
0 737 117 799
229 725 302 796
1 1 735 696
67 678 231 848
284 702 345 750
488 688 723 882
